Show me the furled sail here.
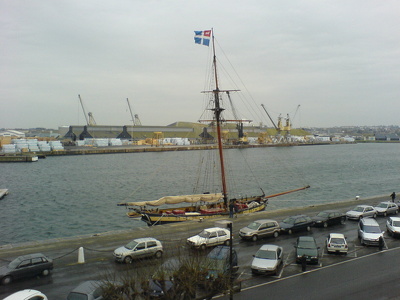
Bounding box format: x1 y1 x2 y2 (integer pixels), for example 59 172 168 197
119 193 223 207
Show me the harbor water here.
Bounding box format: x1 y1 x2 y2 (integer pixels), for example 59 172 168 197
1 143 400 245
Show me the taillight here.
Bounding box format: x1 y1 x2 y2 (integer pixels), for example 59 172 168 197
345 244 348 248
328 243 330 247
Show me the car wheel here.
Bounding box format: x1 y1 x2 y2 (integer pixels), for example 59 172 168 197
340 217 346 225
224 240 231 246
273 231 279 238
306 226 311 232
288 229 293 235
200 244 207 251
384 212 387 217
1 275 12 285
42 269 50 276
396 210 399 215
323 222 328 228
155 251 163 259
373 213 377 218
251 235 258 242
360 238 365 246
124 256 133 264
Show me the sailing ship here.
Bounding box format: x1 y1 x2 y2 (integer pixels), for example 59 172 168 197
118 30 309 225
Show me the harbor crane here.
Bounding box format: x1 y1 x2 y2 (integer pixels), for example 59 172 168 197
78 95 97 126
126 98 142 126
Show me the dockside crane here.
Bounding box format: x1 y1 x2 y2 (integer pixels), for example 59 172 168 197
126 98 142 126
78 95 97 126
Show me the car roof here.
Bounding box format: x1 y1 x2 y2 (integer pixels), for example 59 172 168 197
377 201 394 205
360 218 379 225
15 253 47 260
355 205 371 208
286 215 308 219
320 210 340 213
69 280 103 294
252 219 277 223
389 216 400 221
329 233 345 238
132 237 159 243
3 290 46 300
208 245 235 258
204 227 227 232
259 244 280 251
298 236 315 241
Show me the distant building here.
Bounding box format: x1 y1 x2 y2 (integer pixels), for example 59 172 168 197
0 130 25 138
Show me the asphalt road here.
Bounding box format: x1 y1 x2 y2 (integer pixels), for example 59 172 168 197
1 195 399 299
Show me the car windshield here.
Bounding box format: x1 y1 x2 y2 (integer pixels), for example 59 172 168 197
330 238 345 244
393 221 400 227
353 206 365 212
364 225 381 233
125 240 138 250
67 292 88 300
316 212 329 218
8 258 22 269
282 217 295 224
255 249 277 260
247 222 261 230
297 240 316 249
198 231 211 238
376 203 388 208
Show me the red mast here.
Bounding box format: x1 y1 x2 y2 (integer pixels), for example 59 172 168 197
210 30 229 208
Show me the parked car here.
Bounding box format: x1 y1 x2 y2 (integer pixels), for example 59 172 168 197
146 259 180 299
251 244 283 275
326 233 348 254
67 280 104 300
279 215 314 234
346 205 377 220
113 237 163 264
312 210 346 228
295 236 319 264
3 290 48 300
374 201 398 216
358 218 384 246
187 227 231 250
0 253 53 285
387 216 400 237
205 245 238 279
239 219 280 241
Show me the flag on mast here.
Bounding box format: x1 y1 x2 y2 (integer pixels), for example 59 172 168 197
194 30 211 46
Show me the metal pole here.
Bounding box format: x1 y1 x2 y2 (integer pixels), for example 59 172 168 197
228 222 233 300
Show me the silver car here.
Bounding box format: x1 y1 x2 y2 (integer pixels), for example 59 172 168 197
346 205 377 220
358 218 384 246
67 281 104 300
113 237 163 264
239 219 280 242
374 201 398 216
251 244 283 275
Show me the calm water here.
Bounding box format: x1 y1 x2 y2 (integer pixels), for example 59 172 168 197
1 143 399 245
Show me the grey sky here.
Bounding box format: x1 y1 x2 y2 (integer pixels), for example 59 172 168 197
1 0 399 129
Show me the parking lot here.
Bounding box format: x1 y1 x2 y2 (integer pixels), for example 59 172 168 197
0 195 399 298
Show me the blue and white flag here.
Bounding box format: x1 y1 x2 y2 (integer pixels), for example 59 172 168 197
194 30 211 46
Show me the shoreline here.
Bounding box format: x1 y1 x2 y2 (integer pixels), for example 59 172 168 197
0 193 388 254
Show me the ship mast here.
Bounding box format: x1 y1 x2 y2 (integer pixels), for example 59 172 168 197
210 30 229 208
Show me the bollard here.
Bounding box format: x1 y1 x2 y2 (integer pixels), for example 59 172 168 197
78 247 85 264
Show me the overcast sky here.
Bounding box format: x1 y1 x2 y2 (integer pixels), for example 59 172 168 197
1 0 399 129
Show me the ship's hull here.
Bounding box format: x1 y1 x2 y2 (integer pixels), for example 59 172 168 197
139 201 267 226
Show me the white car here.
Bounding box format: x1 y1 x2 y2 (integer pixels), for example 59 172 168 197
326 233 348 254
3 290 48 300
386 216 400 237
251 244 283 275
187 227 231 250
346 205 377 220
374 201 398 216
